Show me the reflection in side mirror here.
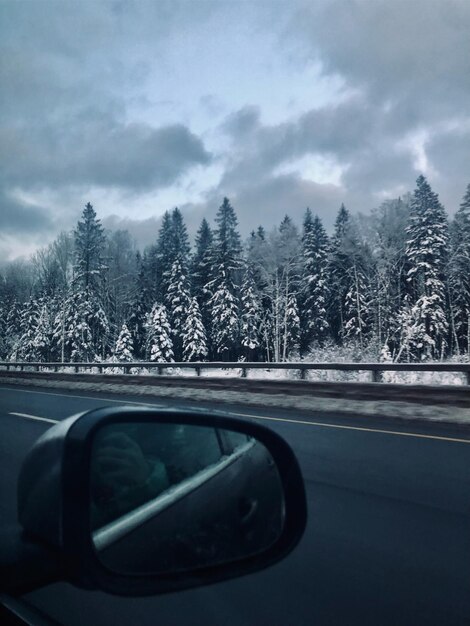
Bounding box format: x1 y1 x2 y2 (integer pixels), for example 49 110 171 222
90 422 285 575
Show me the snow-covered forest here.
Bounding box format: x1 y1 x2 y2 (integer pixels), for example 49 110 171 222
1 176 469 365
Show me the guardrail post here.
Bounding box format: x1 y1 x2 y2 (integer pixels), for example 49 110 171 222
74 365 79 373
299 367 307 380
241 367 247 378
124 365 130 375
158 366 163 376
196 366 201 377
371 369 382 383
466 371 470 385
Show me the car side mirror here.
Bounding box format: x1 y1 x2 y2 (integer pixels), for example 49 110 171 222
12 407 307 596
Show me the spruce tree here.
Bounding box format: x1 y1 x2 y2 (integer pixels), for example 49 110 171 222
35 298 54 361
165 258 192 360
16 298 40 361
301 210 330 351
212 197 242 285
73 203 109 357
182 297 208 361
191 218 214 343
114 324 134 362
170 207 191 267
328 204 352 342
449 184 470 356
154 211 173 300
371 197 410 356
343 262 370 347
328 204 371 347
73 202 107 295
210 280 239 360
53 290 95 362
127 252 150 359
155 208 191 301
282 292 300 360
145 303 174 362
5 299 20 359
209 198 242 359
402 175 449 360
240 268 262 360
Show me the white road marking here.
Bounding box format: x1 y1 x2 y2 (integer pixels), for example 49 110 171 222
2 386 469 444
9 412 58 424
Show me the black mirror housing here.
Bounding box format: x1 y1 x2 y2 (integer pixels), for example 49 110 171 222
17 407 307 596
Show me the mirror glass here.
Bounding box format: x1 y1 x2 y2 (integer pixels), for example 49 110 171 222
90 420 285 575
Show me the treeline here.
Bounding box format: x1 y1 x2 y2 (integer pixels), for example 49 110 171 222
0 175 469 363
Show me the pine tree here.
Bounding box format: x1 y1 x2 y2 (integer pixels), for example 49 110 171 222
182 297 208 361
114 324 134 362
145 303 174 362
301 210 330 351
449 184 470 356
165 258 192 360
402 175 449 360
240 268 262 359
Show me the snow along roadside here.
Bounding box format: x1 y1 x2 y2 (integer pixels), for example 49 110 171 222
2 376 470 426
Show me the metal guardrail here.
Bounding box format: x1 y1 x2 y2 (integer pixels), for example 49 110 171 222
0 361 469 384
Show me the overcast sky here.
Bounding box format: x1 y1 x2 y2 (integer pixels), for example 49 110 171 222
1 0 469 260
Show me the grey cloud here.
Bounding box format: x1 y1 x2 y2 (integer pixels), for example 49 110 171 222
222 106 261 138
102 214 162 249
0 0 213 194
0 192 53 235
219 97 411 200
427 128 470 210
290 0 470 118
342 145 416 194
1 119 211 192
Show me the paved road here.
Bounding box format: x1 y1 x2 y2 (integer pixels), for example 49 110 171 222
1 384 470 625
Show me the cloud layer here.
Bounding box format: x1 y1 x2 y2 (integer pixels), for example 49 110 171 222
1 0 469 257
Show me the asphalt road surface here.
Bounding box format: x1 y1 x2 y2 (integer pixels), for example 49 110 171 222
1 383 470 626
